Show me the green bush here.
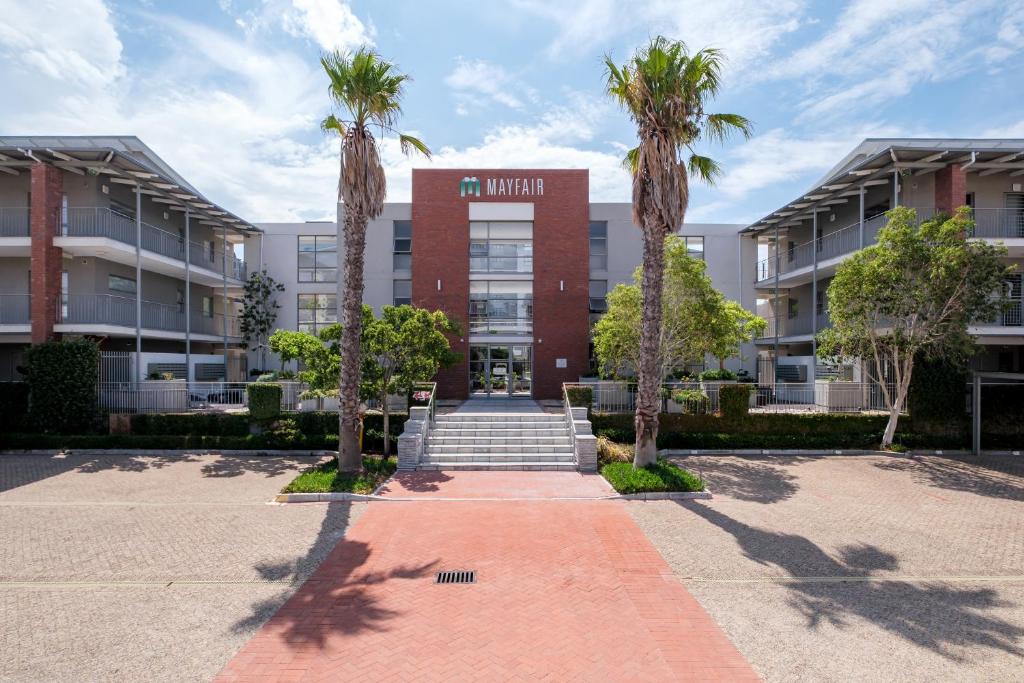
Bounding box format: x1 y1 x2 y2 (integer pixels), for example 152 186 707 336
130 413 250 436
0 382 29 431
264 418 301 448
908 356 967 423
247 383 282 421
601 460 704 494
566 385 594 409
671 389 710 414
719 383 752 420
25 339 100 433
699 368 736 381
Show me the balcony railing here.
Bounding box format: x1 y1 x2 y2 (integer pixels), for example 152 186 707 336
58 293 240 337
982 300 1024 327
469 255 533 273
0 294 30 323
756 312 832 339
0 207 30 237
469 317 533 335
972 208 1024 239
59 207 246 281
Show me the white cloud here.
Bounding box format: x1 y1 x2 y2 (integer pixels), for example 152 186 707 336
235 0 373 52
444 57 536 113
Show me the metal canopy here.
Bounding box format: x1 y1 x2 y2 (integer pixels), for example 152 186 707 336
742 138 1024 236
0 135 260 236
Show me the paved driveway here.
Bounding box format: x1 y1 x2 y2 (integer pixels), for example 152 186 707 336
631 454 1024 682
0 454 364 683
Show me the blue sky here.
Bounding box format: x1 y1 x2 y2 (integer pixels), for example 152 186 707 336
1 0 1022 225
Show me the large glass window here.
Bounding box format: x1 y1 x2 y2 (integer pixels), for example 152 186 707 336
393 279 411 306
681 235 704 260
108 274 136 294
298 236 337 282
589 221 607 271
469 281 533 334
469 221 533 273
393 220 412 271
589 279 607 327
298 294 337 334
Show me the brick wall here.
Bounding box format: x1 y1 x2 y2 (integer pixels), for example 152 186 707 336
410 169 590 400
934 164 967 214
30 163 63 343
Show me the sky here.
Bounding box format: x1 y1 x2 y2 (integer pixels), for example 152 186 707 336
1 0 1022 226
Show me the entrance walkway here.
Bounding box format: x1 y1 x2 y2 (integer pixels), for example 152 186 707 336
216 477 758 681
448 397 546 414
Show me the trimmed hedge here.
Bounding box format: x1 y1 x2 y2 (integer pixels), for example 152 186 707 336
25 339 100 433
719 384 751 420
0 381 29 431
247 383 282 421
908 357 967 424
566 385 593 408
131 413 250 436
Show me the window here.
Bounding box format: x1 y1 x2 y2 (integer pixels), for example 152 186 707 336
61 271 68 319
589 280 608 314
298 235 337 282
393 221 412 271
206 240 216 263
202 296 214 318
816 288 827 316
108 274 136 294
393 279 411 306
297 294 337 335
787 298 799 320
176 289 185 313
589 221 607 271
470 221 533 273
469 281 532 334
681 236 704 260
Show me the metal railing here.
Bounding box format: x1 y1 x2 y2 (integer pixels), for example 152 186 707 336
469 255 533 273
972 208 1024 239
98 380 304 414
0 293 30 323
468 316 533 334
60 207 245 281
574 380 897 414
0 207 30 237
982 299 1024 327
58 293 240 337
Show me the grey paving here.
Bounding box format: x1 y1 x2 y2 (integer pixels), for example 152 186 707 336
0 454 366 682
630 453 1024 682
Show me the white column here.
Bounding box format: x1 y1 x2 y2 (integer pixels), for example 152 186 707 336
184 207 191 382
135 184 142 385
811 211 818 362
222 225 228 379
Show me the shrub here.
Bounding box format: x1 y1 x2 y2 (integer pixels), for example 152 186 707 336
566 385 593 412
601 459 704 494
908 356 967 423
719 383 752 420
264 417 301 448
597 436 633 466
671 389 710 414
699 368 736 381
130 413 250 436
25 339 100 433
247 383 282 421
0 382 29 431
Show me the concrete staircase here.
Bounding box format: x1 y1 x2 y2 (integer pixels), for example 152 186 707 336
420 412 575 470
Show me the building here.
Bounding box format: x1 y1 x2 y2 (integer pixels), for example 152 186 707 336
251 169 754 400
743 138 1024 383
0 136 257 383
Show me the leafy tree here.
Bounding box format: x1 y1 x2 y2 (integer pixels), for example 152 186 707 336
362 305 459 455
593 236 762 383
268 327 339 393
817 206 1010 447
321 47 431 472
240 270 284 372
604 36 751 466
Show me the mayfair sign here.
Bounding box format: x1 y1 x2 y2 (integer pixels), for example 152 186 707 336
459 176 545 197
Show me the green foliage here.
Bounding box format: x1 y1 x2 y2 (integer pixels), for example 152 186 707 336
361 305 458 404
593 237 764 379
907 355 968 423
698 368 737 381
283 455 397 494
25 339 100 433
601 460 704 494
566 386 593 409
130 413 250 436
264 417 301 448
240 270 285 368
247 383 282 421
268 322 346 393
0 382 29 431
719 383 752 420
671 389 709 414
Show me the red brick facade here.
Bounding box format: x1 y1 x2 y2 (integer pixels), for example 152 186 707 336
934 164 967 215
30 163 63 343
410 169 590 400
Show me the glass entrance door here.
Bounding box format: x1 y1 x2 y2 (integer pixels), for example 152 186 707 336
469 344 532 396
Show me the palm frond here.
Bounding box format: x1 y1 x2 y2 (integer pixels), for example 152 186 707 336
703 112 753 143
621 146 639 173
398 133 431 158
688 154 722 185
320 113 346 136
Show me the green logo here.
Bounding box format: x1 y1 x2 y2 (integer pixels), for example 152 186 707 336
459 176 481 197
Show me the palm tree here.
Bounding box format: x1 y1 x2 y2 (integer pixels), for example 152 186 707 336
321 47 430 472
604 36 751 467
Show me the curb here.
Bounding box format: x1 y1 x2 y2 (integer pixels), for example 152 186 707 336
0 449 338 457
611 490 712 501
273 489 713 503
659 448 1023 457
275 492 379 503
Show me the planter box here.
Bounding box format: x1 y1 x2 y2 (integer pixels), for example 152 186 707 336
814 380 866 411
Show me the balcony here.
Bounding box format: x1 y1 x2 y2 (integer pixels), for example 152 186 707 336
55 207 246 285
0 293 30 328
469 255 533 274
56 293 240 340
755 312 831 342
469 317 533 335
0 207 30 237
972 208 1024 239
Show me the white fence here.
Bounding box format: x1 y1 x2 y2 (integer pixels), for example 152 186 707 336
98 381 305 414
574 380 896 414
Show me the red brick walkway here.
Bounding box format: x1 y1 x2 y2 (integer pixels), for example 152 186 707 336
217 495 758 681
376 470 616 499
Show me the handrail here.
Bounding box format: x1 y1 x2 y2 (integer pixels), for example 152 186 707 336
0 207 30 237
0 293 30 323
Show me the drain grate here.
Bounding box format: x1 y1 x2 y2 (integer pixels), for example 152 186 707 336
435 570 476 584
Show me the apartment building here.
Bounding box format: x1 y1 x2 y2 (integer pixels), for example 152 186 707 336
0 136 256 382
744 138 1024 382
251 169 754 400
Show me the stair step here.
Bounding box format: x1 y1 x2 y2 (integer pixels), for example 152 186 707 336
427 444 573 454
436 415 564 423
417 463 577 471
422 452 575 461
428 436 571 444
430 430 569 438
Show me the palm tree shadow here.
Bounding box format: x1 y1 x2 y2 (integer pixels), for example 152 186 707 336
873 454 1024 501
376 471 454 494
668 455 805 504
231 502 437 648
676 500 1024 660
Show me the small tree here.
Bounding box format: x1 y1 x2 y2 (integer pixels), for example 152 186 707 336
361 305 459 455
817 206 1010 447
268 328 339 393
594 236 759 385
240 270 284 372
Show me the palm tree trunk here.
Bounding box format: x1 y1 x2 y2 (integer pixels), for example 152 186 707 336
634 224 667 467
338 210 366 471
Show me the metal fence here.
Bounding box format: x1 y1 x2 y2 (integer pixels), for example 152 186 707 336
572 380 897 415
98 381 305 414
